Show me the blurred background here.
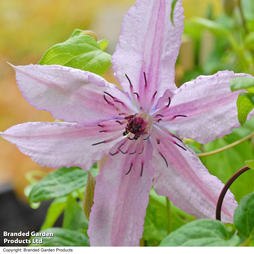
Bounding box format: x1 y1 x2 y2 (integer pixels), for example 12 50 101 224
2 0 253 245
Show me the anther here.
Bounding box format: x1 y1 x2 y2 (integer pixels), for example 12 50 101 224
174 142 187 151
125 163 133 175
140 163 144 177
173 134 183 143
116 120 122 125
153 91 157 98
103 95 114 106
118 148 128 154
143 72 147 86
167 97 171 107
109 151 119 156
98 124 104 128
114 99 124 105
143 135 150 141
174 114 187 119
139 147 144 154
92 141 105 146
125 74 133 87
134 92 140 98
159 152 168 167
104 91 115 99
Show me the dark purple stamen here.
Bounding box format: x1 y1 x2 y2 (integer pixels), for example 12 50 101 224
174 114 187 119
167 97 171 107
125 164 133 175
153 91 157 98
156 139 160 144
114 99 124 105
125 74 133 87
109 151 118 156
143 72 147 86
118 148 128 154
143 135 150 141
99 130 107 133
98 124 104 128
139 148 144 154
116 120 122 125
157 119 162 122
92 141 105 146
103 95 114 106
156 114 164 118
174 142 187 151
140 164 144 177
129 151 136 155
159 152 168 167
173 134 183 143
104 91 115 99
134 92 140 98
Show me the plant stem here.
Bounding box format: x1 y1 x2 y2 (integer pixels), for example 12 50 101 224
197 131 254 158
237 0 248 35
166 198 172 235
216 165 250 221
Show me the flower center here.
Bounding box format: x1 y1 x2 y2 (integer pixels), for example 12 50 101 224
123 112 152 140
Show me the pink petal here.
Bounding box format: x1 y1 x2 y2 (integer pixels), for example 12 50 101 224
112 0 184 109
161 71 253 144
12 64 134 125
0 121 123 169
88 140 154 246
151 127 237 223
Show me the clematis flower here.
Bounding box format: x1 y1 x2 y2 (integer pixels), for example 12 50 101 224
0 0 252 246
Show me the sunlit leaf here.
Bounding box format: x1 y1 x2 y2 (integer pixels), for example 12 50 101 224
201 125 254 202
63 194 88 231
234 192 254 241
29 167 88 203
159 219 240 246
40 197 67 230
230 77 254 91
192 17 230 38
236 93 254 126
30 228 89 246
38 34 111 75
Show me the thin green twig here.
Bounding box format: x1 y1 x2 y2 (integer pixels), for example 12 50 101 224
198 131 254 157
166 198 172 235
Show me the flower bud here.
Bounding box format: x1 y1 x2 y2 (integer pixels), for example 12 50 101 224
82 171 96 220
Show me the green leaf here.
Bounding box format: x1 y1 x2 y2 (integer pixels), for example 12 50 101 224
201 126 254 202
29 167 88 203
230 77 254 91
63 194 88 232
97 39 109 51
244 32 254 50
30 228 89 246
234 192 254 240
192 17 230 38
170 0 178 25
236 93 254 126
245 160 254 169
159 219 240 246
143 189 195 243
40 197 67 231
241 0 254 30
38 34 111 75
